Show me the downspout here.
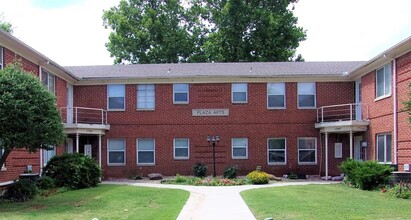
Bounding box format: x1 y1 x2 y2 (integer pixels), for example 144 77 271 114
392 59 398 165
39 66 43 175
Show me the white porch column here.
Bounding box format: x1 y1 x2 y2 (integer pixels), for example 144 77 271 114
76 133 80 153
98 134 102 168
349 131 353 159
325 132 329 181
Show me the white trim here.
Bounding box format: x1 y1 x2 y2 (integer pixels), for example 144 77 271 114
231 83 248 103
173 138 190 160
392 59 398 165
137 138 155 166
173 83 189 104
107 138 126 166
297 137 317 165
375 63 392 99
231 138 248 159
297 82 316 109
267 82 286 109
267 138 287 165
0 46 3 70
107 84 126 111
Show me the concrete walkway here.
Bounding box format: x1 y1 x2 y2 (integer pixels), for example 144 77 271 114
104 181 334 220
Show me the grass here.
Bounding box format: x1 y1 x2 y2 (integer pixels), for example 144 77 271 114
241 184 411 220
0 184 189 220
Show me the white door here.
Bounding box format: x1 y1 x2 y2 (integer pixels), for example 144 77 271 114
66 138 73 154
84 144 92 157
355 79 362 120
66 84 74 123
354 136 363 161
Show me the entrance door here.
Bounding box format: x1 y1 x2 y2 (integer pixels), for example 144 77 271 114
84 144 92 157
355 79 362 120
354 136 363 160
66 84 74 123
66 138 74 154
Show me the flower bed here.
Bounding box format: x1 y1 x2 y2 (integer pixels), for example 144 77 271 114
161 175 248 186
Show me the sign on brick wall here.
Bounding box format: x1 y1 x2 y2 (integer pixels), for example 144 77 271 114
192 109 229 116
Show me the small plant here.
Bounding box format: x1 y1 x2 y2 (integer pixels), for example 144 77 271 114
223 166 238 179
288 173 298 179
2 179 38 202
193 162 208 178
35 176 56 190
389 182 411 199
247 170 269 184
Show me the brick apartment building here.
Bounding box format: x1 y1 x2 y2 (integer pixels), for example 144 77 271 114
1 29 410 183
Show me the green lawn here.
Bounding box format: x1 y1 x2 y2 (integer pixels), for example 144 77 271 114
0 184 189 220
241 184 411 220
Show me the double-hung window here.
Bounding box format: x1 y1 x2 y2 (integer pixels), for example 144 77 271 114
137 139 155 165
174 138 189 160
232 138 248 159
43 145 56 166
298 138 317 164
41 70 55 93
232 83 248 103
0 46 3 70
376 63 392 99
377 133 392 163
268 138 286 164
108 84 125 110
137 84 155 110
267 83 286 108
173 84 189 104
107 139 126 165
298 82 316 108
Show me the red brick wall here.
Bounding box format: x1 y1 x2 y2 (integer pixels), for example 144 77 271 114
3 48 39 76
74 82 354 178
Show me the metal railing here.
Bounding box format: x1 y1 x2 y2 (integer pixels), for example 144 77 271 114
317 103 369 123
61 107 108 125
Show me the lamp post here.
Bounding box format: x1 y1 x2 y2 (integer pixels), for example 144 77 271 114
207 135 220 177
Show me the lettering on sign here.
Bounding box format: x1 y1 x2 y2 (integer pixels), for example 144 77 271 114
192 109 229 117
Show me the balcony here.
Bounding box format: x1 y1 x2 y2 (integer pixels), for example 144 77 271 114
315 103 369 133
60 107 110 135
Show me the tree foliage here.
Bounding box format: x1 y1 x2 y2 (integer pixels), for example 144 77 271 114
103 0 306 64
0 63 65 168
0 13 13 33
406 84 411 124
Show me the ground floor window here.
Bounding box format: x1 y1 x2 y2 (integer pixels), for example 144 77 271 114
298 137 317 164
174 138 189 160
377 133 392 163
107 139 125 165
137 139 155 165
0 146 4 169
232 138 248 159
268 138 286 164
43 146 56 166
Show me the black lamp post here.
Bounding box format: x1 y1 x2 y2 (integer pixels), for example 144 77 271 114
207 135 220 177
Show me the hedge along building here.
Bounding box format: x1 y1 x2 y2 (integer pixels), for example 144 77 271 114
1 28 411 182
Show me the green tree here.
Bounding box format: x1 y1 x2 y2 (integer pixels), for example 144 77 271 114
0 63 65 168
0 13 13 33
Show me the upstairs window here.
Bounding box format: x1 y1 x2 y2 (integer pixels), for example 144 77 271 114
376 63 392 98
137 84 155 110
232 83 248 103
232 138 248 159
377 133 391 163
41 70 55 93
267 83 286 108
298 138 317 164
0 46 3 70
173 84 189 104
108 84 125 110
174 138 189 160
298 82 316 108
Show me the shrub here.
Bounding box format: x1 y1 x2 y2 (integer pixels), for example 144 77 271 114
340 159 393 190
35 176 56 190
3 179 38 202
223 166 237 179
193 162 208 178
43 153 101 189
389 182 411 199
247 171 269 184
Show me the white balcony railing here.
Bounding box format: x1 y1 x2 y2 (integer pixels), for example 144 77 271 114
61 107 108 125
317 103 369 123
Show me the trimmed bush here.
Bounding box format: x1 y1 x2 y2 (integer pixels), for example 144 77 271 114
340 159 393 190
3 179 38 202
247 171 269 184
193 162 208 178
43 153 101 189
223 166 237 179
35 176 56 190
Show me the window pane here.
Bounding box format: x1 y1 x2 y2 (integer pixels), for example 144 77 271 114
299 150 315 163
233 138 247 147
174 84 188 92
108 139 124 150
268 83 285 95
384 65 391 95
48 74 55 93
268 139 285 149
268 95 285 108
41 71 48 86
138 152 154 163
108 85 125 97
174 93 188 102
109 152 124 163
109 97 125 109
233 148 247 157
175 139 188 148
175 148 188 157
232 83 247 92
386 134 392 162
377 135 385 162
298 83 315 94
299 95 315 107
299 138 315 149
269 151 285 163
233 92 247 102
376 68 384 97
138 139 154 150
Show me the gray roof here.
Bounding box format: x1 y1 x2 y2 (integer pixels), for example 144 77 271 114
65 61 365 79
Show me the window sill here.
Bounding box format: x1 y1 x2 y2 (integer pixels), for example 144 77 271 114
107 163 125 166
108 109 125 112
232 101 248 104
378 162 392 164
136 109 155 111
298 162 317 165
268 162 286 166
232 157 248 160
173 102 189 105
267 107 286 110
374 94 391 102
174 158 189 160
137 163 155 166
297 107 316 110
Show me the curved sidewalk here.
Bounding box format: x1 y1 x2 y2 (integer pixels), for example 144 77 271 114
104 181 334 220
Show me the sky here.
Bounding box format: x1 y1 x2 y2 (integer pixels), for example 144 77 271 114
1 0 411 66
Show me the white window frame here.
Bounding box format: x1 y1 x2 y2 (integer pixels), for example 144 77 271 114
107 139 126 166
231 138 248 159
267 138 287 165
0 46 3 70
137 84 155 110
107 84 126 111
376 133 392 164
43 146 56 166
41 70 56 94
231 83 248 103
267 82 286 109
173 138 189 160
0 146 5 170
297 82 316 109
375 63 392 100
137 138 155 165
173 83 189 104
298 137 317 165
